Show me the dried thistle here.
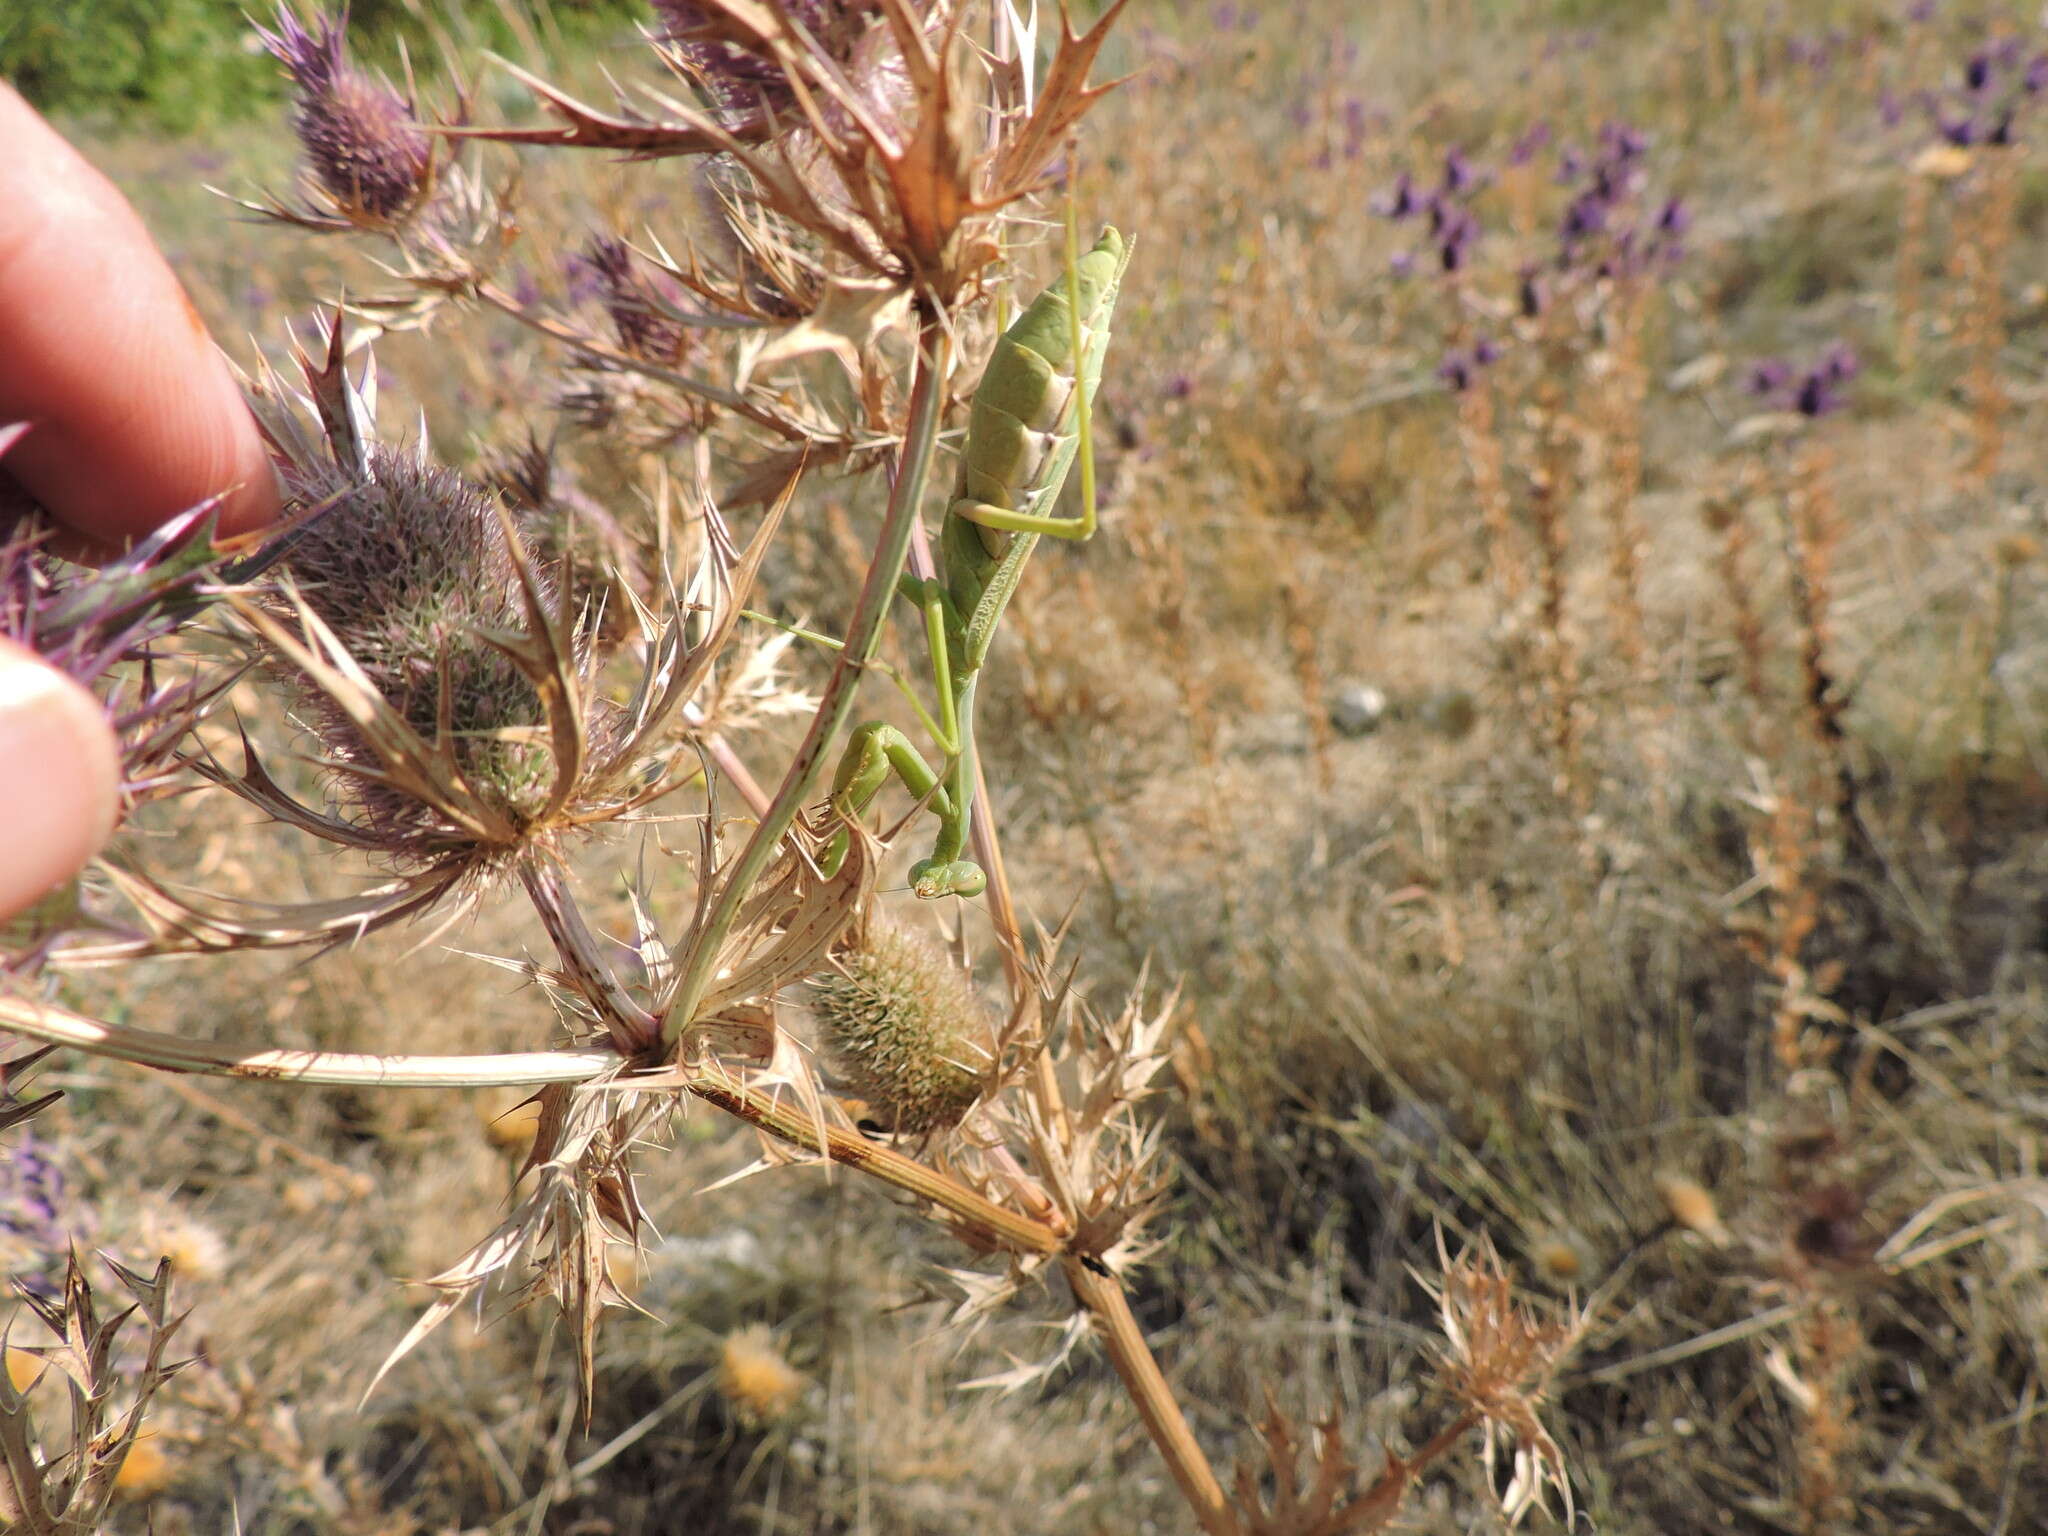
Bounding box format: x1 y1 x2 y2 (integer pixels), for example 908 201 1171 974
1417 1233 1578 1526
255 5 435 230
716 1324 806 1425
578 235 692 366
0 1253 187 1534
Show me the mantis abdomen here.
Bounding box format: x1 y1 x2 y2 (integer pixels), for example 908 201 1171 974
951 228 1128 548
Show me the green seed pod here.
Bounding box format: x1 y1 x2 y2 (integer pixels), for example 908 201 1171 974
809 921 994 1135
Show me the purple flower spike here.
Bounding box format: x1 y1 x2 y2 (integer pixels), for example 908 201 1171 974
1561 192 1607 242
1508 121 1552 166
256 7 431 224
1442 147 1478 195
1794 373 1839 417
1745 359 1792 397
1437 350 1475 391
1373 170 1420 219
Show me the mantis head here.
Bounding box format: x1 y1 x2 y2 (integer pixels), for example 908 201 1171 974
908 858 988 901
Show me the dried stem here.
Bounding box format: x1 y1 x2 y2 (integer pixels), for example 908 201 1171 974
663 316 954 1047
0 992 615 1088
1066 1257 1238 1536
679 1065 1063 1257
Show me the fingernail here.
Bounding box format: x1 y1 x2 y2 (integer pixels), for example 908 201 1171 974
0 645 120 922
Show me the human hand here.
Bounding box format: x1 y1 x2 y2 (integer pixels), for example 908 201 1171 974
0 82 279 921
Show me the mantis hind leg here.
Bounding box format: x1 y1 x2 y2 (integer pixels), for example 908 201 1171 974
818 722 986 899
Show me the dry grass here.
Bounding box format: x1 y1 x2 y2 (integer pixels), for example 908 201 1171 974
5 0 2047 1530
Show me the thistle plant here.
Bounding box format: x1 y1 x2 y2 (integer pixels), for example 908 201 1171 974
0 5 1579 1532
0 1253 186 1535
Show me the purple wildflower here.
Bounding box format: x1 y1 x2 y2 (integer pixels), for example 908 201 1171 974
1509 122 1552 166
1745 359 1793 397
256 7 431 224
1441 147 1478 195
1373 170 1421 219
0 1131 86 1295
1746 346 1857 418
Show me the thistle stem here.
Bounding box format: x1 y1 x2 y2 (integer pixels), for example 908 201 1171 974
0 993 616 1088
663 316 954 1047
1065 1257 1238 1536
679 1065 1062 1256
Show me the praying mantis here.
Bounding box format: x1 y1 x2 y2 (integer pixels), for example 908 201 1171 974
816 220 1131 899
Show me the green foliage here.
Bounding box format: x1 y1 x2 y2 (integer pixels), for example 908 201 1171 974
2 0 278 134
1 0 642 133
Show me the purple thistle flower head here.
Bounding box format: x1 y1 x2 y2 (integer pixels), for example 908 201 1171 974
2026 54 2048 94
1655 196 1691 238
1819 341 1860 384
257 7 431 224
1437 350 1475 392
1964 50 1994 93
580 236 688 365
1471 335 1502 366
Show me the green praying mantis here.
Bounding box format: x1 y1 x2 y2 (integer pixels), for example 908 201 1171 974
815 220 1131 900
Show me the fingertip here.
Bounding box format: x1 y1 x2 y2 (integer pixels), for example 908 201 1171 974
0 639 121 923
0 83 279 549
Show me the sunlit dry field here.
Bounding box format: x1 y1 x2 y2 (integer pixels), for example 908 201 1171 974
6 1 2048 1531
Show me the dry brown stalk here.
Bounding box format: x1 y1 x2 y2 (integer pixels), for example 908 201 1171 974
1896 172 1929 374
1598 287 1651 684
1458 383 1526 603
1957 150 2019 486
1280 577 1334 794
1780 445 1852 833
1703 482 1770 721
1528 390 1586 814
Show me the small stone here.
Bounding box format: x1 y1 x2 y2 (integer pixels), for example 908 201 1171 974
1329 683 1388 738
